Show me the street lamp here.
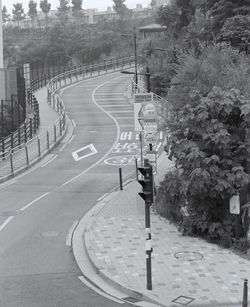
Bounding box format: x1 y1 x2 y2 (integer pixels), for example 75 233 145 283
121 67 151 93
121 30 138 90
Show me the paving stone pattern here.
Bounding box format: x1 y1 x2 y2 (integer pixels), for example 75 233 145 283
85 160 250 307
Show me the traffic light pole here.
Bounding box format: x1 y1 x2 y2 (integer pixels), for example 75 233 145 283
145 200 152 290
138 159 153 290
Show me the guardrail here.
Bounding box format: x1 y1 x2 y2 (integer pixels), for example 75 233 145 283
0 56 135 181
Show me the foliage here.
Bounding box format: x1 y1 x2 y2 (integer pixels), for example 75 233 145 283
113 0 130 20
28 0 38 28
40 0 51 15
71 0 83 18
2 6 10 23
12 3 25 26
219 15 250 53
57 0 70 23
168 43 250 110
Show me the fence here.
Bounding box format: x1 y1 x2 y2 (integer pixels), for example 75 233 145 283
0 56 135 181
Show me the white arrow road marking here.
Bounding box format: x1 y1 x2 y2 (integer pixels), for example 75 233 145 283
72 144 98 162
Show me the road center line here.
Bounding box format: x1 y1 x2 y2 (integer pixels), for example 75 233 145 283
0 216 14 232
62 77 121 186
20 192 50 212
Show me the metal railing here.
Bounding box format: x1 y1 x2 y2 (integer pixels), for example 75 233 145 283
0 56 135 181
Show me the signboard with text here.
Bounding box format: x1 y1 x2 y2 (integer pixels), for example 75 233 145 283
134 93 153 131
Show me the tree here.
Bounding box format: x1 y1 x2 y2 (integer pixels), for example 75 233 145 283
219 15 250 53
40 0 51 27
12 3 25 27
71 0 83 19
210 0 250 35
28 0 38 28
161 87 250 244
113 0 130 20
57 0 70 23
2 6 10 23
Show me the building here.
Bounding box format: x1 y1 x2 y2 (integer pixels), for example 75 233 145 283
5 5 153 29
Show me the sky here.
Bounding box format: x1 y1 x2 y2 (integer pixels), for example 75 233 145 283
2 0 151 14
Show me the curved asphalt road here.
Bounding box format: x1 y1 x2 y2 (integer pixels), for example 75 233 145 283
0 72 137 306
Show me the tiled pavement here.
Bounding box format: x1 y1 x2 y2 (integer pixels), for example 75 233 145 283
83 154 250 307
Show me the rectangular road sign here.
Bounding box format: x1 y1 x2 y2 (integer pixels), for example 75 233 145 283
134 93 154 131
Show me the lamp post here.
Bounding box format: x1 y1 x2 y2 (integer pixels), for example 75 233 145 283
121 30 138 90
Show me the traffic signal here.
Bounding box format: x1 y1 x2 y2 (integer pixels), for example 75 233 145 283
138 160 154 204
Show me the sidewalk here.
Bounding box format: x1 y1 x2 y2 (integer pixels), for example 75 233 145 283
77 153 250 307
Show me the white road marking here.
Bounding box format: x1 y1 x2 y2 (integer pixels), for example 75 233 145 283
68 134 75 144
72 144 97 161
20 192 50 212
78 276 125 304
97 193 108 201
0 179 17 190
62 78 122 186
72 119 76 128
0 216 14 232
66 220 79 246
40 155 57 168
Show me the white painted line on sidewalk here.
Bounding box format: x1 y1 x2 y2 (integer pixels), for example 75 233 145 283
78 276 125 304
20 192 50 212
40 155 57 168
0 216 14 232
66 220 79 247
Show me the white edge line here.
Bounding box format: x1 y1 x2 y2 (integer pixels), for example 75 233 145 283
62 78 121 186
68 134 75 144
0 216 14 232
66 220 79 246
97 193 108 201
72 119 76 128
20 192 50 212
78 276 125 305
40 155 58 168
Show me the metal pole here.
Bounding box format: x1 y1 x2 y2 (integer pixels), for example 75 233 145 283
139 131 143 167
146 67 151 93
134 31 138 90
145 201 152 290
119 167 123 190
243 279 248 307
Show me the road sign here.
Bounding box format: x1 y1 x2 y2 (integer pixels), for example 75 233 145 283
230 194 240 215
134 93 153 132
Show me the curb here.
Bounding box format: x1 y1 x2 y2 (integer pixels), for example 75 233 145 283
73 179 166 307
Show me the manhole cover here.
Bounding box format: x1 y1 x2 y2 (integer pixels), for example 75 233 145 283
172 295 195 305
174 251 203 261
0 210 20 217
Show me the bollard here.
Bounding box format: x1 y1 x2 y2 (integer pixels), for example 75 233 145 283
135 157 138 180
10 150 14 174
37 137 41 157
243 279 248 307
25 145 29 165
119 167 123 190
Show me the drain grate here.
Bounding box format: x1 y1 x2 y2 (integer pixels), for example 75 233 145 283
123 296 142 303
172 295 195 305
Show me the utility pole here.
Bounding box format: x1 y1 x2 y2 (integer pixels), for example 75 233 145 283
0 0 5 102
134 31 138 90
